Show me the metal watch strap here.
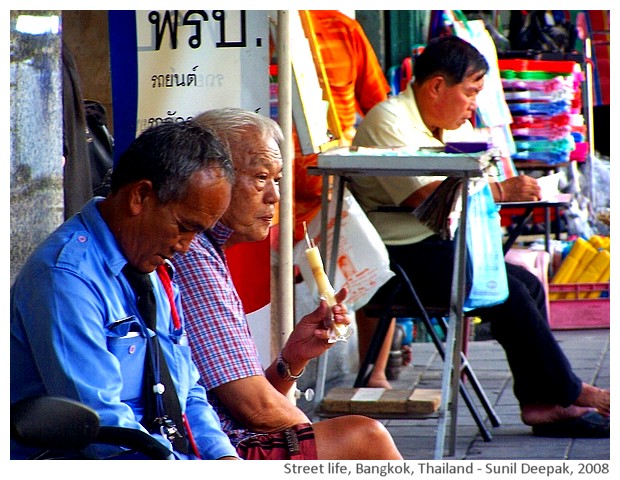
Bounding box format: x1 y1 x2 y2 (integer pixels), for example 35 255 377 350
277 351 305 381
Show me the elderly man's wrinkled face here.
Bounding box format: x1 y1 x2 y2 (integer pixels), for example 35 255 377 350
125 169 232 272
220 129 282 243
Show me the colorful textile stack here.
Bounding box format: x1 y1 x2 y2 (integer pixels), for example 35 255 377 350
499 59 587 164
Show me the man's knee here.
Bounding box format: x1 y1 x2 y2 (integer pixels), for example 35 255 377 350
349 415 392 439
313 415 401 459
315 415 395 451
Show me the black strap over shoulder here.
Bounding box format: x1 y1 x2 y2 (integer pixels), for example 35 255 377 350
122 265 189 454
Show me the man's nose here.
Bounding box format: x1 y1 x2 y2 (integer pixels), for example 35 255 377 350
265 180 280 204
174 234 195 254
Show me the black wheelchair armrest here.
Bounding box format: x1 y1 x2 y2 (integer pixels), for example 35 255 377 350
11 396 173 459
11 396 100 450
97 426 174 459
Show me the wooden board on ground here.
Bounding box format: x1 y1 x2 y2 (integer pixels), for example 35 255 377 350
320 387 441 416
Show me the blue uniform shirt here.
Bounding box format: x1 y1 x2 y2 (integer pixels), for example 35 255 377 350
11 197 237 460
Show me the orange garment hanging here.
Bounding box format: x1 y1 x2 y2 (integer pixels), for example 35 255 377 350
293 10 391 242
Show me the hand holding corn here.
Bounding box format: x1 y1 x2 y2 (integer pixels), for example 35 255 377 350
303 223 350 342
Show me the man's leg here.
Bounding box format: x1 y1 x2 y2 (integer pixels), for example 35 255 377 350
389 238 609 426
482 264 609 424
485 264 582 407
313 416 403 460
356 310 394 388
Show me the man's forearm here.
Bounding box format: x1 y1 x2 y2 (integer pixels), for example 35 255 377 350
213 376 310 433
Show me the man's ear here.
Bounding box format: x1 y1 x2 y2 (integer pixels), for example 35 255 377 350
127 180 154 216
426 75 445 99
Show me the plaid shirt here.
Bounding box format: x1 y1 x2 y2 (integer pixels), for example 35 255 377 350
171 222 264 446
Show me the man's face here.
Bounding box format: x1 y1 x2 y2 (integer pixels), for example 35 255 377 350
436 71 485 131
220 130 283 243
126 169 232 272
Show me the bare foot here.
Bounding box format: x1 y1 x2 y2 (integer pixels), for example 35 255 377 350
575 383 610 416
401 345 413 367
367 371 392 389
521 403 594 426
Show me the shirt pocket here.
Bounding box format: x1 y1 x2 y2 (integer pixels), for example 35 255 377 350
168 340 193 402
106 316 147 403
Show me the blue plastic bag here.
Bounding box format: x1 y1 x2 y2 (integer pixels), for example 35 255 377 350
463 181 509 311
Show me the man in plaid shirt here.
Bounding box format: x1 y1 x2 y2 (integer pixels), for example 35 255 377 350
172 108 403 460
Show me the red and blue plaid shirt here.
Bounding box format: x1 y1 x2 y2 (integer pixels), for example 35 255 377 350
171 221 264 446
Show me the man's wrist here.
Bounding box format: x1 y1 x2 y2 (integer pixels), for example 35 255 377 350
494 181 505 202
276 351 305 381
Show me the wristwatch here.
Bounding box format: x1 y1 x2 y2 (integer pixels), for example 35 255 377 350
276 351 305 381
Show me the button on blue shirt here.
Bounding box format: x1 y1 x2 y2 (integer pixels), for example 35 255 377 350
11 197 237 459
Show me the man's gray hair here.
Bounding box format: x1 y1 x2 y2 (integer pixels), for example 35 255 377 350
192 107 283 158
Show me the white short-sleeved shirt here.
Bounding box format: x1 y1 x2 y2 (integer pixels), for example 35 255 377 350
350 82 474 245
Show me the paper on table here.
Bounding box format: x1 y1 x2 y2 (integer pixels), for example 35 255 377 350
536 172 562 201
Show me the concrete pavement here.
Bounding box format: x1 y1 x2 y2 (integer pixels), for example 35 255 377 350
302 328 610 460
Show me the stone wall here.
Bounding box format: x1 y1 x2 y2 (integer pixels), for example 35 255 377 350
10 11 64 284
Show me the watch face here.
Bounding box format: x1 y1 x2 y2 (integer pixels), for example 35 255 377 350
277 358 287 379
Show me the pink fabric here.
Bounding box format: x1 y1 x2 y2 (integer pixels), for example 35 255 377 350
236 424 318 460
505 248 550 320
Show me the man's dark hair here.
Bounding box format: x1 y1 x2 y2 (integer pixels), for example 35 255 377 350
110 121 235 204
413 36 489 86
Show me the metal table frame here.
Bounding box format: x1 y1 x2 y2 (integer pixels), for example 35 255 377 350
308 148 493 458
499 194 572 254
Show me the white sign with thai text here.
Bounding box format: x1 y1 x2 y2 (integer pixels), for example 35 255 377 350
134 9 270 135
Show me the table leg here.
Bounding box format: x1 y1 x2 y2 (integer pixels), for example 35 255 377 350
313 175 331 409
313 175 345 409
434 178 469 458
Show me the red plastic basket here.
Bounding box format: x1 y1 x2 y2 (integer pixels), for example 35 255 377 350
498 59 577 74
548 283 610 330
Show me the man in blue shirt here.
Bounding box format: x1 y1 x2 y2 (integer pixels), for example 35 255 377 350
11 121 239 460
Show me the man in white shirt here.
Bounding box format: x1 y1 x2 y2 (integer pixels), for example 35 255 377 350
349 36 609 438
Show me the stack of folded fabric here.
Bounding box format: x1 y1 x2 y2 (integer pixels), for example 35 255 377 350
499 59 587 165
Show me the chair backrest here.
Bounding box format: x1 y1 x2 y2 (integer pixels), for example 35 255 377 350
362 262 449 320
